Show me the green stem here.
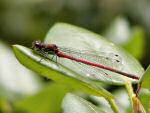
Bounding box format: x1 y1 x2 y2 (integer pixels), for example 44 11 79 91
125 81 134 106
107 98 120 113
125 81 146 113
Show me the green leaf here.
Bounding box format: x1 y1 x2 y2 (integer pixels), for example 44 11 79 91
141 65 150 89
90 89 131 113
105 17 131 45
15 83 70 113
140 89 150 113
45 23 144 84
0 99 12 113
13 45 113 99
124 27 145 60
62 93 106 113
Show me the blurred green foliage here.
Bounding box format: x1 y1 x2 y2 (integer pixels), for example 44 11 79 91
104 17 145 60
15 83 70 113
0 0 150 113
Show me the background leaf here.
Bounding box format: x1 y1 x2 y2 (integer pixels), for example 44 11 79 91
104 17 145 60
62 93 106 113
141 65 150 89
0 41 41 100
15 83 70 113
140 89 150 113
123 27 145 60
89 89 130 113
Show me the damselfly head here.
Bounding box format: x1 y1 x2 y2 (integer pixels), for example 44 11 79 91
32 40 43 49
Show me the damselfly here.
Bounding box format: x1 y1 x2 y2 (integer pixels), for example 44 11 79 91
32 40 140 80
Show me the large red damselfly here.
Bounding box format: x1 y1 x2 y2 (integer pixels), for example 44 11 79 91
32 40 140 80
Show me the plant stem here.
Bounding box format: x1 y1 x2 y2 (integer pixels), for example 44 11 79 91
125 80 146 113
107 98 120 113
125 80 134 106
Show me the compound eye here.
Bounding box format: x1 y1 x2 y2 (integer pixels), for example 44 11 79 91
35 40 41 45
35 42 39 46
32 40 42 49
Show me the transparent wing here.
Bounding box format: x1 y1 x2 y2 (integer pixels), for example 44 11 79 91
56 46 124 82
59 46 123 71
73 61 113 82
